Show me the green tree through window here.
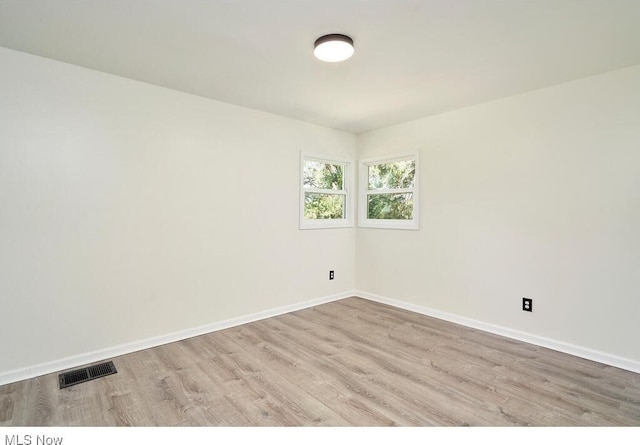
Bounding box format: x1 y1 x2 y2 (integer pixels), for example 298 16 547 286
300 156 353 229
303 161 344 219
367 160 415 219
359 153 419 230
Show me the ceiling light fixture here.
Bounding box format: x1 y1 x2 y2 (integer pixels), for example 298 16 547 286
314 34 354 62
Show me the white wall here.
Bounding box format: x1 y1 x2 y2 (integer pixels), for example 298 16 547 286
0 48 356 378
357 65 640 363
2 45 638 382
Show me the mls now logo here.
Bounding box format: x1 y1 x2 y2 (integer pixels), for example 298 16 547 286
5 436 63 445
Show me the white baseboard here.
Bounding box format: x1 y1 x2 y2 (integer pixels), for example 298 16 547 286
355 291 640 374
0 290 355 386
2 289 638 386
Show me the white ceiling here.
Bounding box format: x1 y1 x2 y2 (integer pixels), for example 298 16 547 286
1 0 639 134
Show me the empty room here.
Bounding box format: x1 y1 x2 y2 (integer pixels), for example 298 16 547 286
1 0 639 432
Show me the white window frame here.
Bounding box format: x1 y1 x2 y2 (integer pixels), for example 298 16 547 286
300 153 354 230
358 152 419 230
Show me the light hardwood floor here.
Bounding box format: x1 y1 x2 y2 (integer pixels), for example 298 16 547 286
1 297 639 426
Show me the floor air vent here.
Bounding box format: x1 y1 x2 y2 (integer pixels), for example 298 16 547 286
59 361 117 389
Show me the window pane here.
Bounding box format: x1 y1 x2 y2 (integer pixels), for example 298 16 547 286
303 160 344 190
304 193 345 219
368 160 415 190
367 193 413 220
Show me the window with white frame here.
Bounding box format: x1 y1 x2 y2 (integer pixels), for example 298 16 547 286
359 153 419 230
300 154 353 229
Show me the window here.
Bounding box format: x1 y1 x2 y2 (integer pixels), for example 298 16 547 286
300 154 354 229
359 153 419 230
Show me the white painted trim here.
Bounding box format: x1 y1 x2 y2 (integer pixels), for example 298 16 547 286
3 289 638 386
0 290 356 386
355 291 640 374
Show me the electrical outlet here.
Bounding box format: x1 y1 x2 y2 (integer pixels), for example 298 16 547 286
522 297 533 312
329 270 334 280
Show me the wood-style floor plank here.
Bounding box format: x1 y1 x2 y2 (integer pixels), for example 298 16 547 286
1 297 639 426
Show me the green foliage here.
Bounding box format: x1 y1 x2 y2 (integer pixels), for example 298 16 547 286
367 160 415 219
303 161 343 190
304 193 345 219
368 193 413 220
368 160 415 190
303 160 345 220
301 158 415 221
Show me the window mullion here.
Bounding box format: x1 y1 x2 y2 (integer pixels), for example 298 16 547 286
366 187 413 195
306 188 347 195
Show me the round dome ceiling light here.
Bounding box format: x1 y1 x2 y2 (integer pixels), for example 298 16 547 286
313 34 354 62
